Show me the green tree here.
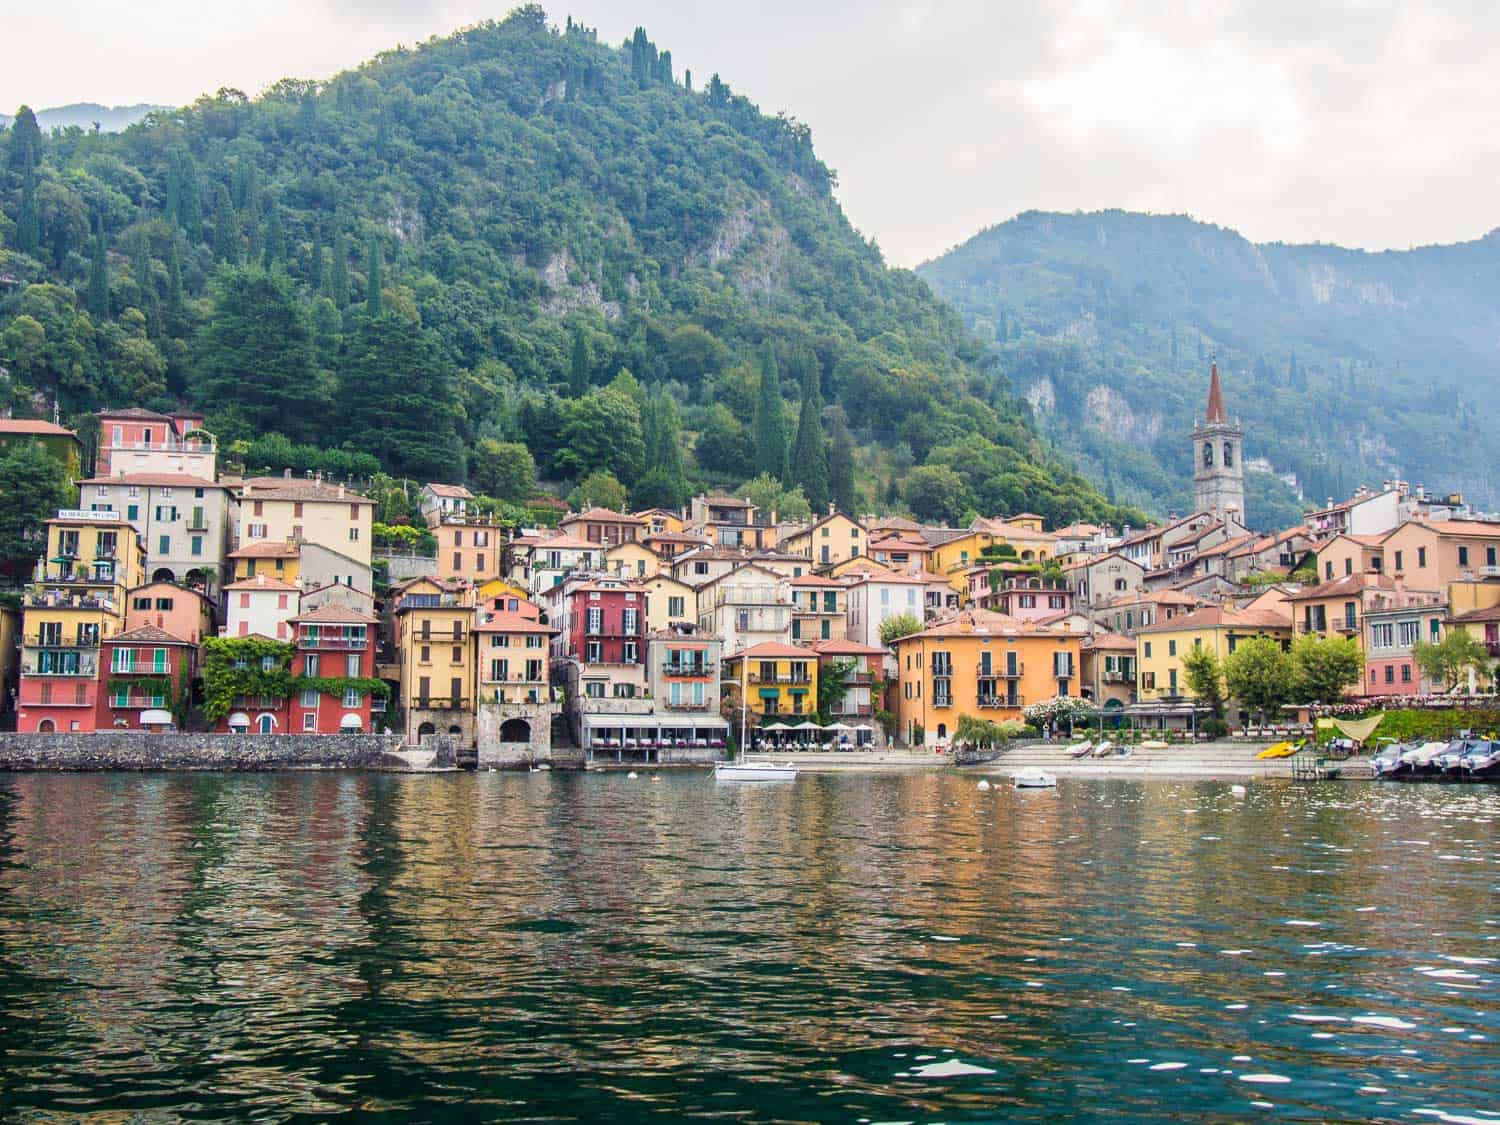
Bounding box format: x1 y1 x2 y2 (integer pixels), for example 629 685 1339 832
788 348 829 511
753 343 787 480
1413 629 1490 693
827 407 858 516
87 217 109 320
879 612 923 646
568 469 626 512
0 440 72 572
568 327 590 397
16 173 40 256
816 658 854 723
739 472 811 521
194 268 321 441
6 105 42 175
1181 645 1226 719
329 226 350 306
335 313 463 480
555 386 645 484
903 464 970 524
1224 637 1296 724
635 386 689 509
693 404 753 478
365 237 383 316
470 438 536 501
1291 633 1365 703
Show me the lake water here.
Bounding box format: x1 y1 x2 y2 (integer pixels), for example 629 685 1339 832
0 771 1494 1122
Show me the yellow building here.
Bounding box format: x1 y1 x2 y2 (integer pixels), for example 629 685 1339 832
605 540 661 580
634 508 686 536
477 577 532 607
392 577 477 745
17 511 147 732
236 477 375 567
228 540 302 584
640 574 695 633
927 531 1001 591
723 641 819 720
891 609 1082 746
780 512 867 569
1135 604 1292 701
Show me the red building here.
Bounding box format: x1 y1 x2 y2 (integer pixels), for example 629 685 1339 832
561 582 647 665
287 604 381 733
96 625 196 731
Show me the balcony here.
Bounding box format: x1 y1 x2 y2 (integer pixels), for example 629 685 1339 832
977 695 1024 709
21 657 98 677
1103 669 1134 683
108 695 169 709
977 664 1024 679
829 703 874 717
662 662 716 677
579 696 655 715
410 698 467 711
22 636 101 649
105 437 214 453
299 635 368 650
417 631 467 645
846 671 876 686
661 699 716 711
748 672 812 685
185 518 210 533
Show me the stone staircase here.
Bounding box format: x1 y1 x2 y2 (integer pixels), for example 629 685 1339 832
976 740 1299 778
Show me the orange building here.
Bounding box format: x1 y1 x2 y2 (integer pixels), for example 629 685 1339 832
891 609 1083 747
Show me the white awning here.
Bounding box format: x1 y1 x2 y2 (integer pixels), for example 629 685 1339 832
339 713 363 730
228 712 249 728
140 709 173 726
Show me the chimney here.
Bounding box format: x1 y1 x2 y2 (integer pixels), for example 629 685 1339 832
338 483 345 499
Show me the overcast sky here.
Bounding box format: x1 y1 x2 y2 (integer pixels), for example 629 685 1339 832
5 1 1498 266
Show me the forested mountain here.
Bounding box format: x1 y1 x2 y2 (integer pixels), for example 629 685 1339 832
919 210 1500 530
0 104 168 133
0 6 1133 529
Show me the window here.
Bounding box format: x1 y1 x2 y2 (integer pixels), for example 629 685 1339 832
1168 640 1177 656
1169 668 1178 691
1459 546 1470 567
1144 641 1152 658
248 523 267 539
623 640 639 664
350 504 360 520
301 689 319 707
622 608 639 634
127 504 138 521
1418 546 1427 567
1394 550 1403 571
587 607 603 633
346 654 360 677
1370 623 1394 648
191 536 202 557
585 681 605 698
695 561 709 575
1325 561 1334 580
304 654 319 677
1054 651 1074 678
1202 443 1213 468
158 535 170 555
1384 665 1395 684
261 656 276 672
1222 442 1234 468
294 502 304 518
452 646 463 665
1344 602 1357 630
349 528 359 542
586 640 602 663
1398 621 1419 646
491 658 509 681
420 645 431 664
1345 558 1353 576
343 688 361 708
668 596 684 617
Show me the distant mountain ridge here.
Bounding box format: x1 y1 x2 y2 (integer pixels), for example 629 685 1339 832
0 103 168 133
918 210 1500 528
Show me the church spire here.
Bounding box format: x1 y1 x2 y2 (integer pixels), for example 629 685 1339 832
1205 358 1227 424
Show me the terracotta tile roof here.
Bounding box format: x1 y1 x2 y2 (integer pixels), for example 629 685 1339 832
731 641 814 659
1109 589 1200 607
702 494 753 508
844 569 929 586
1418 519 1500 539
78 472 224 488
423 482 473 499
811 638 886 656
105 624 192 644
1449 604 1500 624
98 407 173 421
1138 605 1292 633
869 516 925 532
224 576 300 592
896 608 1075 642
868 536 930 552
1284 573 1395 600
288 604 379 625
563 507 645 525
229 541 300 558
239 477 373 504
1083 631 1137 651
0 419 76 437
790 574 844 587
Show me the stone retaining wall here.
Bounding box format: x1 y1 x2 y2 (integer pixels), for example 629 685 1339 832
0 731 411 771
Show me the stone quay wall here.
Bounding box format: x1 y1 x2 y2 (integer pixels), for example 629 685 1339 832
0 731 411 772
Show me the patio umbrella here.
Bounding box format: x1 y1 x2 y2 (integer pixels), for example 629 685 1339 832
763 721 789 729
825 722 853 731
793 721 822 730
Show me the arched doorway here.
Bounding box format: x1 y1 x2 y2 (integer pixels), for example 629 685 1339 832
936 722 947 740
256 714 276 734
447 725 462 735
500 717 531 743
37 719 55 733
151 567 176 584
417 722 436 738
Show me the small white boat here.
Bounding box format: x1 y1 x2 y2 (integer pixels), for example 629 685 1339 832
1066 740 1094 758
1091 741 1116 758
715 760 798 782
1014 768 1057 789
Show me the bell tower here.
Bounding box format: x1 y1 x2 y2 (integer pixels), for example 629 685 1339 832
1191 359 1246 526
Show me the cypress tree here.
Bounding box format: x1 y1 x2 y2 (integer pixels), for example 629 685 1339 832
173 150 202 241
569 327 590 397
828 408 857 517
6 105 42 175
262 204 285 269
166 237 183 312
789 349 829 511
130 230 154 313
309 221 324 290
15 173 39 257
87 216 109 319
365 237 382 317
210 183 239 263
329 227 350 306
753 342 787 481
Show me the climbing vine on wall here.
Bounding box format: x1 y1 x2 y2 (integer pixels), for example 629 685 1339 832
200 636 389 721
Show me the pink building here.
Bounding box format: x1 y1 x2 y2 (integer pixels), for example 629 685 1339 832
125 581 215 644
96 626 196 730
978 577 1074 622
96 408 215 478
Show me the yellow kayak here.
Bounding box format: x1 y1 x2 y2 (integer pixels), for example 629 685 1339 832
1256 740 1299 760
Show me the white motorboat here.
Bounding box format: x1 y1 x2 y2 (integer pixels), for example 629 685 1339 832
1066 740 1094 758
1091 740 1116 758
1014 768 1057 789
715 760 798 782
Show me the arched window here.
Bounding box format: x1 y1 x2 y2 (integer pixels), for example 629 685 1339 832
1202 443 1214 469
1222 442 1234 468
256 714 275 734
